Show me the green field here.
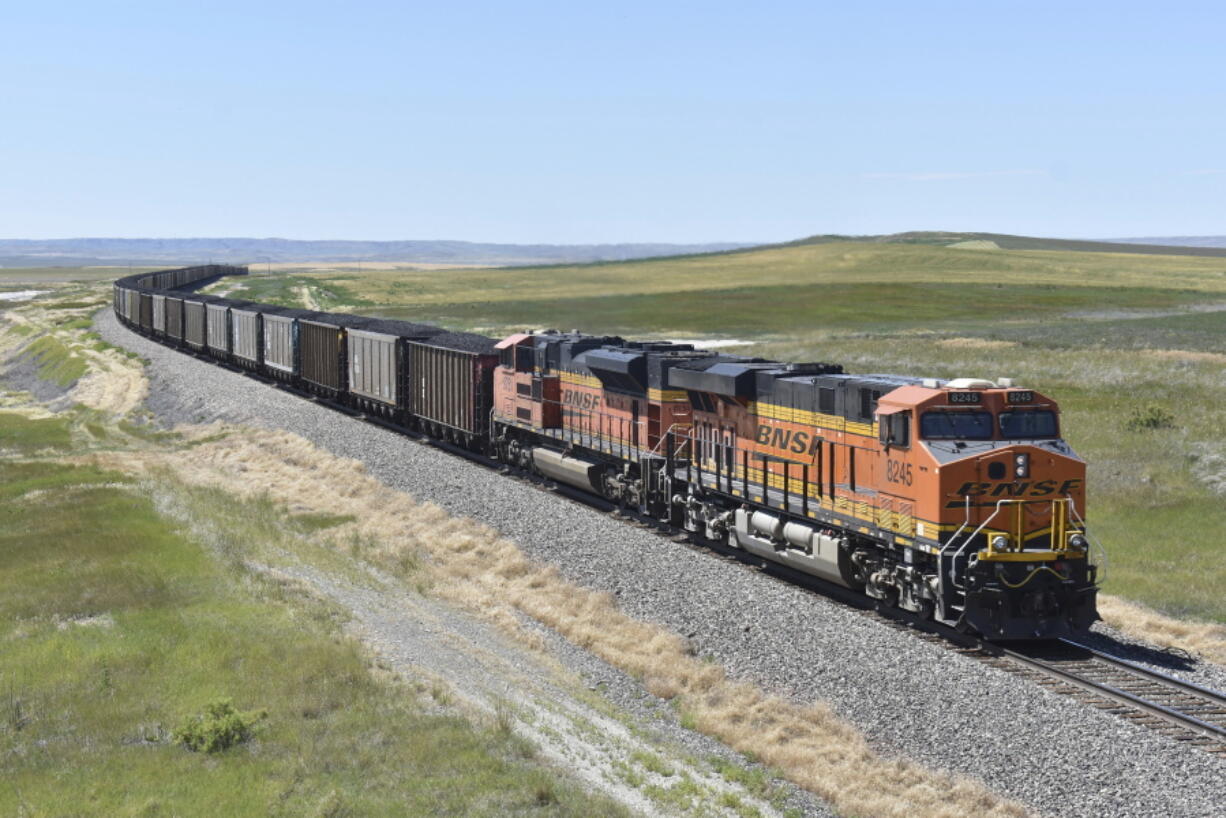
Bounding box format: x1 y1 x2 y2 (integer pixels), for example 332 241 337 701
205 237 1226 625
0 288 631 816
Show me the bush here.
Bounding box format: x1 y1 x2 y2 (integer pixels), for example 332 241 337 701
1125 406 1175 432
174 698 266 754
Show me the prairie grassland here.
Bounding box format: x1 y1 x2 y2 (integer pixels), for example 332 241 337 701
2 289 631 816
219 242 1226 626
205 241 1226 315
0 455 626 816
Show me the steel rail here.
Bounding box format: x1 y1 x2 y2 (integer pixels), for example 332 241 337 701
999 640 1226 751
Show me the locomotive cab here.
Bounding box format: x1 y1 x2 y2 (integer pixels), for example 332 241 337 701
880 379 1100 639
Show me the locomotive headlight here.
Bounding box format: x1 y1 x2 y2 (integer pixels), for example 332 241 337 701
1014 453 1030 478
1068 533 1088 551
991 535 1010 552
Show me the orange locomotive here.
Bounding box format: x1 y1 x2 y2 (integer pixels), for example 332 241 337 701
492 331 1100 639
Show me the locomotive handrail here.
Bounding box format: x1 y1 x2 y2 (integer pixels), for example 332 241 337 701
947 498 1009 588
648 423 692 458
941 496 973 560
946 496 1087 590
1065 499 1108 583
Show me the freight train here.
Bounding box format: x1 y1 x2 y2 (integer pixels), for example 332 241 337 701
113 265 1102 640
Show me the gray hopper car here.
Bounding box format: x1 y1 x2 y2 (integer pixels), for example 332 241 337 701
346 321 444 416
138 293 153 330
165 297 185 341
262 310 302 379
230 307 262 369
205 302 231 358
347 328 402 411
153 294 166 334
184 300 207 349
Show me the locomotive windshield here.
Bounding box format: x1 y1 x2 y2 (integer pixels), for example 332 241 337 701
920 410 993 440
999 409 1058 439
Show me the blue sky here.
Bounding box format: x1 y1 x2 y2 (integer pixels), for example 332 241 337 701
2 1 1223 243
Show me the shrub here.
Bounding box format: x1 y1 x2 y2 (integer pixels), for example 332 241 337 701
173 698 266 754
1124 406 1175 432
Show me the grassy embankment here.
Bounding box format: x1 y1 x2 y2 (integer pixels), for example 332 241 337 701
210 240 1226 625
0 287 628 816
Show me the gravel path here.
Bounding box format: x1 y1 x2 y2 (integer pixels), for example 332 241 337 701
100 311 1226 818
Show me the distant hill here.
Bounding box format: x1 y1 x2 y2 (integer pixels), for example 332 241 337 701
1108 236 1226 249
5 232 1226 269
763 231 1226 258
0 237 750 268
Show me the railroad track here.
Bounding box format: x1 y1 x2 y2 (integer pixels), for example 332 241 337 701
977 639 1226 756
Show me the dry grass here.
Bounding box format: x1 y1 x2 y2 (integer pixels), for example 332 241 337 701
1098 594 1226 666
1141 348 1226 366
935 337 1018 350
91 425 1029 818
69 346 147 415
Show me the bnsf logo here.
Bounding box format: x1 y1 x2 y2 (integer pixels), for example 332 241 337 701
945 479 1082 507
562 389 600 411
754 424 823 456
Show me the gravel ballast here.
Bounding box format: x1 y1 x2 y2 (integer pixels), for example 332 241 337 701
100 311 1226 818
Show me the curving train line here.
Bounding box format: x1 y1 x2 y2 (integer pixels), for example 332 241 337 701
110 264 1226 755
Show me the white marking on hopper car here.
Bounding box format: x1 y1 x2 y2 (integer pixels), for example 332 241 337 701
0 290 48 302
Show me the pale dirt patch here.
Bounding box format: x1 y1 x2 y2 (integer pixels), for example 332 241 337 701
946 240 1001 250
1142 348 1226 366
92 425 1029 818
935 337 1019 349
53 613 115 630
1098 594 1226 666
295 285 321 311
70 345 147 416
